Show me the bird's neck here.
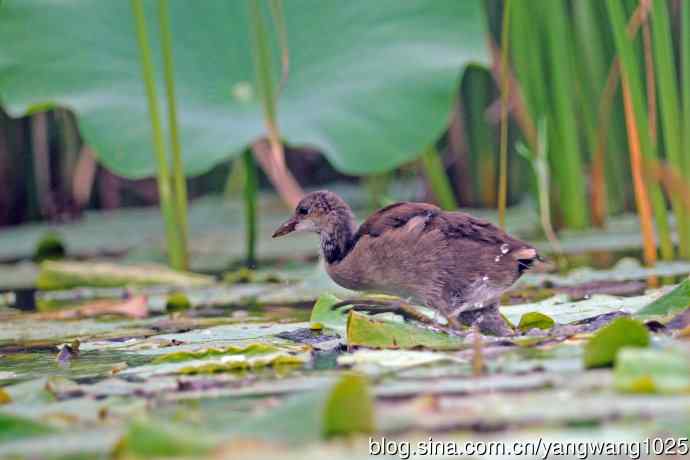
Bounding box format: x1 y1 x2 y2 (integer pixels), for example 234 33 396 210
320 209 357 264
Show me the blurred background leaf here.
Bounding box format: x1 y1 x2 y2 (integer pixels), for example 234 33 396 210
0 0 486 178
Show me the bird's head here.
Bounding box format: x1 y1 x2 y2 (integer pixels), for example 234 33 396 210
272 190 353 238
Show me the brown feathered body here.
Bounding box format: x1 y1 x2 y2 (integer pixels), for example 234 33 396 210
273 191 539 322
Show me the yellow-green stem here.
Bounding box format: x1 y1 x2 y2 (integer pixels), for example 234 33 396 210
497 0 511 229
682 0 690 258
130 0 185 269
243 149 258 267
420 146 457 211
158 0 189 269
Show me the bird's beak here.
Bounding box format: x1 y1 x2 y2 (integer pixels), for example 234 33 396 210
272 216 297 238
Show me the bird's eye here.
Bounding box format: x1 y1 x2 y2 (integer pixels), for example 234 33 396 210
297 206 308 215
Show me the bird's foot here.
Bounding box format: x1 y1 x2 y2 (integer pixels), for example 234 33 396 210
330 298 435 324
455 304 514 336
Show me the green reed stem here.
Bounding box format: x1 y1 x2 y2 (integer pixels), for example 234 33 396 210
420 145 457 210
249 0 277 126
243 149 258 268
158 0 189 269
650 0 689 258
542 0 588 229
607 0 674 260
463 67 497 207
268 0 289 92
683 0 690 237
497 0 511 229
130 0 185 270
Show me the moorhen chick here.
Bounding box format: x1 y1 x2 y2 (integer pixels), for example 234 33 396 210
273 191 540 335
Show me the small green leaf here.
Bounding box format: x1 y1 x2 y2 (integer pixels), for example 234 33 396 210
637 278 690 316
584 317 650 368
309 293 349 333
346 311 465 350
165 292 192 313
517 311 555 332
614 348 690 394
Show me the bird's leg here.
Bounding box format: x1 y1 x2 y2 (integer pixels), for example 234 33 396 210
330 298 435 324
455 301 514 336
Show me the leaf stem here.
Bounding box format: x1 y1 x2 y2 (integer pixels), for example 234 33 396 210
420 145 457 210
243 149 258 268
130 0 185 269
158 0 189 269
497 0 511 229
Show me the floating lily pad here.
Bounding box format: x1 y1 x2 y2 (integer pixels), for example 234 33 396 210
36 260 214 291
346 311 465 350
231 373 374 443
338 349 462 370
152 343 285 363
614 348 690 394
500 291 657 326
637 278 690 316
584 317 650 368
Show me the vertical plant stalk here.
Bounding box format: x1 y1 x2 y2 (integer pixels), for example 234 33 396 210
248 0 302 208
72 146 98 208
448 101 474 205
364 173 392 211
517 121 561 256
543 0 589 229
462 68 493 206
683 0 690 196
224 158 246 198
590 0 654 225
243 149 258 267
642 22 657 144
56 109 80 202
497 0 511 229
420 145 458 210
157 0 189 269
130 0 185 270
607 0 673 260
655 0 690 258
622 81 657 267
488 40 537 151
591 63 620 227
574 0 618 224
251 138 303 207
268 0 289 93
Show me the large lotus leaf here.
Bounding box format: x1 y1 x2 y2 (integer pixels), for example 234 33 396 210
0 0 486 177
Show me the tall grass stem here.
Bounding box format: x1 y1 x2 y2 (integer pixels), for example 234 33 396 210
130 0 185 270
158 0 189 269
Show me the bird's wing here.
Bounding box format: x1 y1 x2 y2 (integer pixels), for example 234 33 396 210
440 211 539 264
353 202 441 241
353 202 539 264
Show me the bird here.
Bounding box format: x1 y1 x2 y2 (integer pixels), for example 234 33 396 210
272 190 540 335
